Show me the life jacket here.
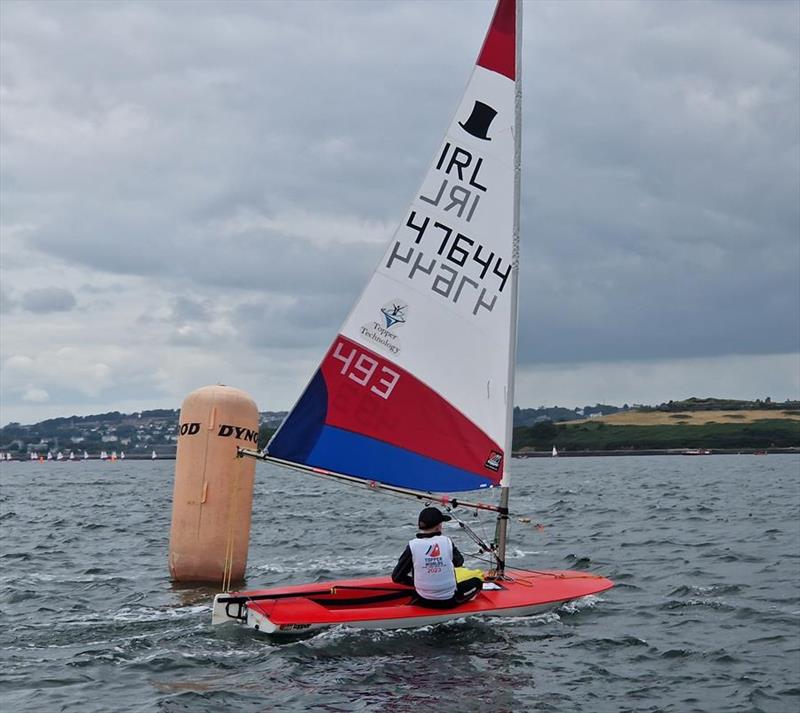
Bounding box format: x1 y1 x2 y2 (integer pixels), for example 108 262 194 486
408 535 456 600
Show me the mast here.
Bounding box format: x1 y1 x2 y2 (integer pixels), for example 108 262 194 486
494 0 521 576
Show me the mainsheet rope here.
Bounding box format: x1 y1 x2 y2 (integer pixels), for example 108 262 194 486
221 453 244 592
444 509 605 583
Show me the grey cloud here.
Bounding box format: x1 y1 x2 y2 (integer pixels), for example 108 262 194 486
20 287 76 314
169 296 210 323
167 326 217 347
0 288 16 314
3 366 171 421
161 295 216 346
515 0 799 364
233 293 352 350
1 0 797 412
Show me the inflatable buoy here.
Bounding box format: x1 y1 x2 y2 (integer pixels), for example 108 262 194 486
168 385 259 586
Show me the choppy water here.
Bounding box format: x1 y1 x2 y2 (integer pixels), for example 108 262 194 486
1 455 798 712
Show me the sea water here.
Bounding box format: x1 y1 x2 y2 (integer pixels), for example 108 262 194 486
0 455 798 712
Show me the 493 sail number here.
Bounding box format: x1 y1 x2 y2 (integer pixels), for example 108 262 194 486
331 342 400 400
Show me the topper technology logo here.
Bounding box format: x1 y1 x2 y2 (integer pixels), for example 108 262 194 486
380 301 407 329
426 543 442 558
359 299 408 356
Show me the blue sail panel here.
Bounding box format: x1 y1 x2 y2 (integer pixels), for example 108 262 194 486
306 426 496 492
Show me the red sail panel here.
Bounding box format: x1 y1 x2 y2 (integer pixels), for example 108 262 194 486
319 336 502 482
477 0 516 80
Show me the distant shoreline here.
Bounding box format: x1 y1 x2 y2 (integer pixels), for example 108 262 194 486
513 447 800 458
3 447 799 464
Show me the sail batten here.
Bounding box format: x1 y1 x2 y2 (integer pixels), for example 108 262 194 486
268 0 519 496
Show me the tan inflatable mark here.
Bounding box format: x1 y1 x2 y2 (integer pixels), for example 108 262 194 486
168 385 258 586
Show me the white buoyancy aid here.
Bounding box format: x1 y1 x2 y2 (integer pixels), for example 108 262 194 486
409 535 457 600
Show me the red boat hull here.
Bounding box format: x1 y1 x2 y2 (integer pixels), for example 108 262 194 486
212 568 613 634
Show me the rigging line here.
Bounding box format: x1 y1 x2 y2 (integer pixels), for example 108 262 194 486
221 456 243 593
504 565 608 581
447 511 494 554
366 484 446 507
465 552 496 566
476 512 495 551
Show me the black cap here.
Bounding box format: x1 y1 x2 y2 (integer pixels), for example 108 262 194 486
418 507 452 530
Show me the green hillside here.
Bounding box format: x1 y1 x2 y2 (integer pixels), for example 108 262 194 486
514 419 800 451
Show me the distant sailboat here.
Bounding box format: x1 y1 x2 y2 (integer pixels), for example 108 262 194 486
47 452 53 461
552 445 558 457
83 450 89 460
151 450 158 460
120 451 125 460
68 451 75 461
100 450 108 460
30 452 36 461
56 451 64 461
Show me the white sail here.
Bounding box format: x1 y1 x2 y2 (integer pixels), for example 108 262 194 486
268 0 519 495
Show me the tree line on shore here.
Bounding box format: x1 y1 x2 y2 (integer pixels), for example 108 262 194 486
2 398 798 455
514 419 799 452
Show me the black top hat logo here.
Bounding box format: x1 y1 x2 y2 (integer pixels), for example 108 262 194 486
459 100 497 141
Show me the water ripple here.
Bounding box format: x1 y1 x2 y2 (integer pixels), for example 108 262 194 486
0 456 798 712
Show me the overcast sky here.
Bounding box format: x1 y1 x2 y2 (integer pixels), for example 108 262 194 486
1 0 798 426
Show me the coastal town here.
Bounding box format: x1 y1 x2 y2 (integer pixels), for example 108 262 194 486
0 409 287 460
1 398 797 460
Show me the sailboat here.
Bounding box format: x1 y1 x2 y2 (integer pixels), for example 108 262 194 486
552 445 558 457
83 450 90 460
212 0 612 634
151 450 158 460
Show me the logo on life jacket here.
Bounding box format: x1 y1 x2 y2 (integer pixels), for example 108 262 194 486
426 543 441 558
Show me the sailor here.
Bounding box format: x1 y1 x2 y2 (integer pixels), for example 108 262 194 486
391 506 483 608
